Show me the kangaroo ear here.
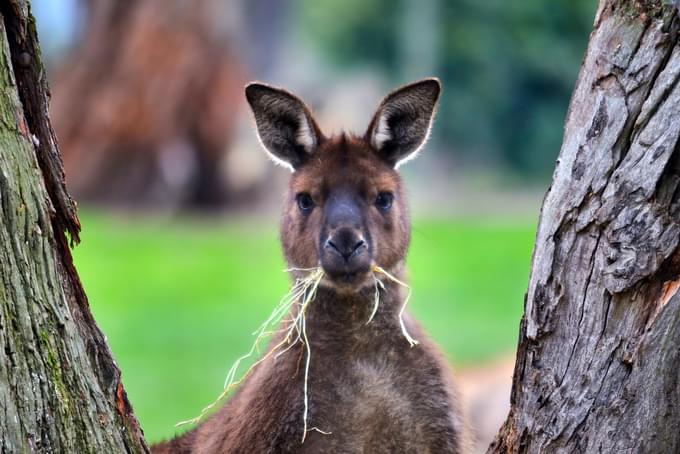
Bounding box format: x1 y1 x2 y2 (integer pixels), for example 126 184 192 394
365 78 441 168
245 83 323 171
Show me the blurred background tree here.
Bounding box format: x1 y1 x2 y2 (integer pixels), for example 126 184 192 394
49 0 244 208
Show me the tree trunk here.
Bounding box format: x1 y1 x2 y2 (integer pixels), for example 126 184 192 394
490 1 680 452
0 1 148 452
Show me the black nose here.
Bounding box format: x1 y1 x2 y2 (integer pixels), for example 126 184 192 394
325 231 366 261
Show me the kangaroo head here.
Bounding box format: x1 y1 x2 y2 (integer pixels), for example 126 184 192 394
245 79 440 291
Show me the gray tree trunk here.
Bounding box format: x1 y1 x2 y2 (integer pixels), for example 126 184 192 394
489 1 680 452
0 1 148 452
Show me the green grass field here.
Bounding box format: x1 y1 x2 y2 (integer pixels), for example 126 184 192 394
72 212 536 443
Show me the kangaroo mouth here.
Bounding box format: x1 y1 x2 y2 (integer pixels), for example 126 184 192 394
319 263 372 290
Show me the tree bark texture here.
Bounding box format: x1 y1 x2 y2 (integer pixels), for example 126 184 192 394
490 1 680 452
0 1 148 452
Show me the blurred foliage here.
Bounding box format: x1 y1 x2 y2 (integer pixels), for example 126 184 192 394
296 0 596 177
74 212 534 442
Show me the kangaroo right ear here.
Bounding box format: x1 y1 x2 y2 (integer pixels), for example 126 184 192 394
245 83 323 171
365 78 441 168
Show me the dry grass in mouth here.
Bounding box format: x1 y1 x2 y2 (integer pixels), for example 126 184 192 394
177 264 417 442
371 264 419 347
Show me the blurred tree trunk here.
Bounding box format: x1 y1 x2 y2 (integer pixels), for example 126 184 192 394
51 0 244 209
490 1 680 452
0 1 148 451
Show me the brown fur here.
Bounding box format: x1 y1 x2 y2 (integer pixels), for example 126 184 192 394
154 80 468 453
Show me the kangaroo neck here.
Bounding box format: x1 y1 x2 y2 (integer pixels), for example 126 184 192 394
295 278 407 342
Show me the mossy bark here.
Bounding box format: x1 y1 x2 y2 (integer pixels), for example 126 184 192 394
489 1 680 452
0 1 148 452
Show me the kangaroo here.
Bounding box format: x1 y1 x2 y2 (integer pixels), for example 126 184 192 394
153 78 468 453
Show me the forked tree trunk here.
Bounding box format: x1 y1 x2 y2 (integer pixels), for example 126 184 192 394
490 1 680 452
0 2 147 452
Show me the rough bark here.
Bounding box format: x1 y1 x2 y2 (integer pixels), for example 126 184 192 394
489 1 680 453
0 1 148 452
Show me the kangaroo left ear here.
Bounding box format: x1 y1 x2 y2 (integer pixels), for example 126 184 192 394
365 78 441 168
245 82 323 171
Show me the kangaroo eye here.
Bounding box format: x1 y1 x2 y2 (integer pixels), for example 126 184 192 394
296 193 315 213
375 192 394 211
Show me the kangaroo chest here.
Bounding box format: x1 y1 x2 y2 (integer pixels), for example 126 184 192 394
295 338 458 454
189 316 463 454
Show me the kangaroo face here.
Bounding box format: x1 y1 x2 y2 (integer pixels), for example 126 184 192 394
281 137 409 288
245 79 440 290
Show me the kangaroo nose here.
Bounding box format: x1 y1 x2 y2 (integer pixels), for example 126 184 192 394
325 232 366 261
